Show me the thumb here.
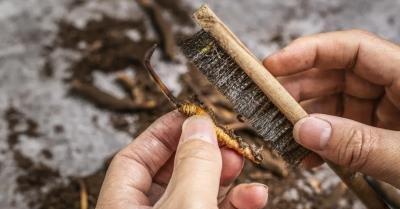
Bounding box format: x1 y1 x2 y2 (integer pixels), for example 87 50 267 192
294 114 400 188
157 115 222 209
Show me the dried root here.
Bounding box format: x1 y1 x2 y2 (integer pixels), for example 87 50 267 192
115 73 157 108
137 0 177 60
144 45 263 163
79 180 88 209
71 80 156 111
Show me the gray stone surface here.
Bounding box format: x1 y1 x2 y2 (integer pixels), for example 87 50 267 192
0 0 399 208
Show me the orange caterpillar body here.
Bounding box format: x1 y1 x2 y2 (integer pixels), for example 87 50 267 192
179 103 262 163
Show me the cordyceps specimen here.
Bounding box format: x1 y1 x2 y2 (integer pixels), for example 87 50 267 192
144 45 263 164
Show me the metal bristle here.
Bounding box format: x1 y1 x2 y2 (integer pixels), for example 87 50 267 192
180 30 309 165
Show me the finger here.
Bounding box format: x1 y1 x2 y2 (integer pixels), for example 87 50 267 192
342 95 375 125
302 153 324 169
96 111 185 208
344 71 384 99
157 116 222 208
153 147 243 187
152 151 244 206
294 114 400 188
300 94 342 115
220 147 244 186
147 183 165 205
264 30 400 89
376 95 400 130
278 68 344 101
151 147 244 204
219 183 268 209
264 30 361 76
153 153 175 186
218 148 244 204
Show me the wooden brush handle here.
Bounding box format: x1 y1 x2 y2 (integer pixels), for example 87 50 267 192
193 5 388 209
193 4 307 124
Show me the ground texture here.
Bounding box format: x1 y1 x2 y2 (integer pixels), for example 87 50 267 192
1 0 400 208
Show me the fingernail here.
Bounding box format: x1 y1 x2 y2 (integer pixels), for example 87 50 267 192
232 183 268 209
181 115 217 146
249 183 269 193
293 117 332 151
234 183 269 200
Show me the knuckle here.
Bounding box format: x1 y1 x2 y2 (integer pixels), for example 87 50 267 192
291 35 311 45
336 126 377 170
348 29 374 37
112 149 129 164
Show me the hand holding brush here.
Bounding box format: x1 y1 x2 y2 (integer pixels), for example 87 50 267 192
178 5 393 209
265 30 400 189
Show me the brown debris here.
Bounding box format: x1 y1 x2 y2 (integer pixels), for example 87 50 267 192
4 107 42 149
319 183 347 208
56 16 155 82
259 149 289 178
79 180 89 209
116 73 158 107
137 0 177 60
13 150 60 196
154 0 193 26
224 122 252 132
115 73 137 98
71 80 156 111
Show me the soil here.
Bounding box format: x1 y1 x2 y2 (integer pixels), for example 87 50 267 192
56 16 154 83
6 0 363 209
155 0 193 27
5 104 109 208
5 107 41 149
34 161 109 209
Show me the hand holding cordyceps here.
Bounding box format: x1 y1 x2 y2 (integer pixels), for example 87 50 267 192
96 30 400 208
264 30 400 189
96 112 268 209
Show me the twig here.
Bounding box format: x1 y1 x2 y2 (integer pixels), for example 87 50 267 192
137 0 177 60
224 122 251 131
115 73 136 98
328 162 389 209
367 178 400 209
79 180 88 209
116 73 158 108
71 80 156 111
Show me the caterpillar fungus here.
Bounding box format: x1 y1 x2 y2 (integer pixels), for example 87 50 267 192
144 45 263 163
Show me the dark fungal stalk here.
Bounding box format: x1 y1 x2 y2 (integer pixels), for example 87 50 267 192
144 45 263 163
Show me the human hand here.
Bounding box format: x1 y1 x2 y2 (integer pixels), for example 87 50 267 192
96 111 268 209
264 30 400 188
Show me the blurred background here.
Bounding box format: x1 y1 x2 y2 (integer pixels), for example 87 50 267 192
0 0 400 208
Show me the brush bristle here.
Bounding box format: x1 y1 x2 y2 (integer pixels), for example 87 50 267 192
180 30 309 165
